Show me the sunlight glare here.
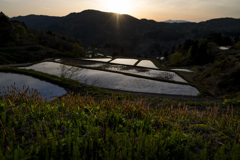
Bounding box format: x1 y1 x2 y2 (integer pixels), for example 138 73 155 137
106 0 131 14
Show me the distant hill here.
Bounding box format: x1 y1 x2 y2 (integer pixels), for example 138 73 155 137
162 20 191 23
11 14 60 30
11 10 240 58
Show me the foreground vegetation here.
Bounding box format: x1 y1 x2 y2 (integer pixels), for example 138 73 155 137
0 88 240 160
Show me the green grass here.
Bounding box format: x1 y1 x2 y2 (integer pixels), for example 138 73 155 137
0 88 240 159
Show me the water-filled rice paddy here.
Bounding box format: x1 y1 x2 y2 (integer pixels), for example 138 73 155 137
0 72 67 99
20 62 199 96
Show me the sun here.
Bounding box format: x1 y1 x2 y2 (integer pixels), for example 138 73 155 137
106 0 131 14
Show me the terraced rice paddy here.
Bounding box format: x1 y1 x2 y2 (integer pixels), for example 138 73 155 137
137 60 158 69
0 72 67 99
110 58 138 65
20 62 199 96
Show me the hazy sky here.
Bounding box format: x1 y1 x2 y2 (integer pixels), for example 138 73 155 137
1 0 240 22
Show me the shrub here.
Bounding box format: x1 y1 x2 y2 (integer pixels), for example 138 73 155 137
169 52 185 66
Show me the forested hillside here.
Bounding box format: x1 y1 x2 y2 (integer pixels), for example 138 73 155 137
0 12 83 64
12 10 240 58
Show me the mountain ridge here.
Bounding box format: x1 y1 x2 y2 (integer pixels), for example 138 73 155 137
11 10 240 58
12 9 239 24
162 19 191 23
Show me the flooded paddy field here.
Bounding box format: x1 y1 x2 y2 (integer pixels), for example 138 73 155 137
20 62 199 96
0 72 67 99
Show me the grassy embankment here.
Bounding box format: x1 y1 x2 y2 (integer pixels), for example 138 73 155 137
1 78 240 159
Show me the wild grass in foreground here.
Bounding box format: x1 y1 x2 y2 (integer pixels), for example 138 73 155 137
0 89 240 160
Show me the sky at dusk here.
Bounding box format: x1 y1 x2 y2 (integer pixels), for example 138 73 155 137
1 0 240 22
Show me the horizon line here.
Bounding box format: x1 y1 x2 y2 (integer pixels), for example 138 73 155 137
6 9 240 23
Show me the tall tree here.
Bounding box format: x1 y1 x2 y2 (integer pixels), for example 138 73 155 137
0 12 13 42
